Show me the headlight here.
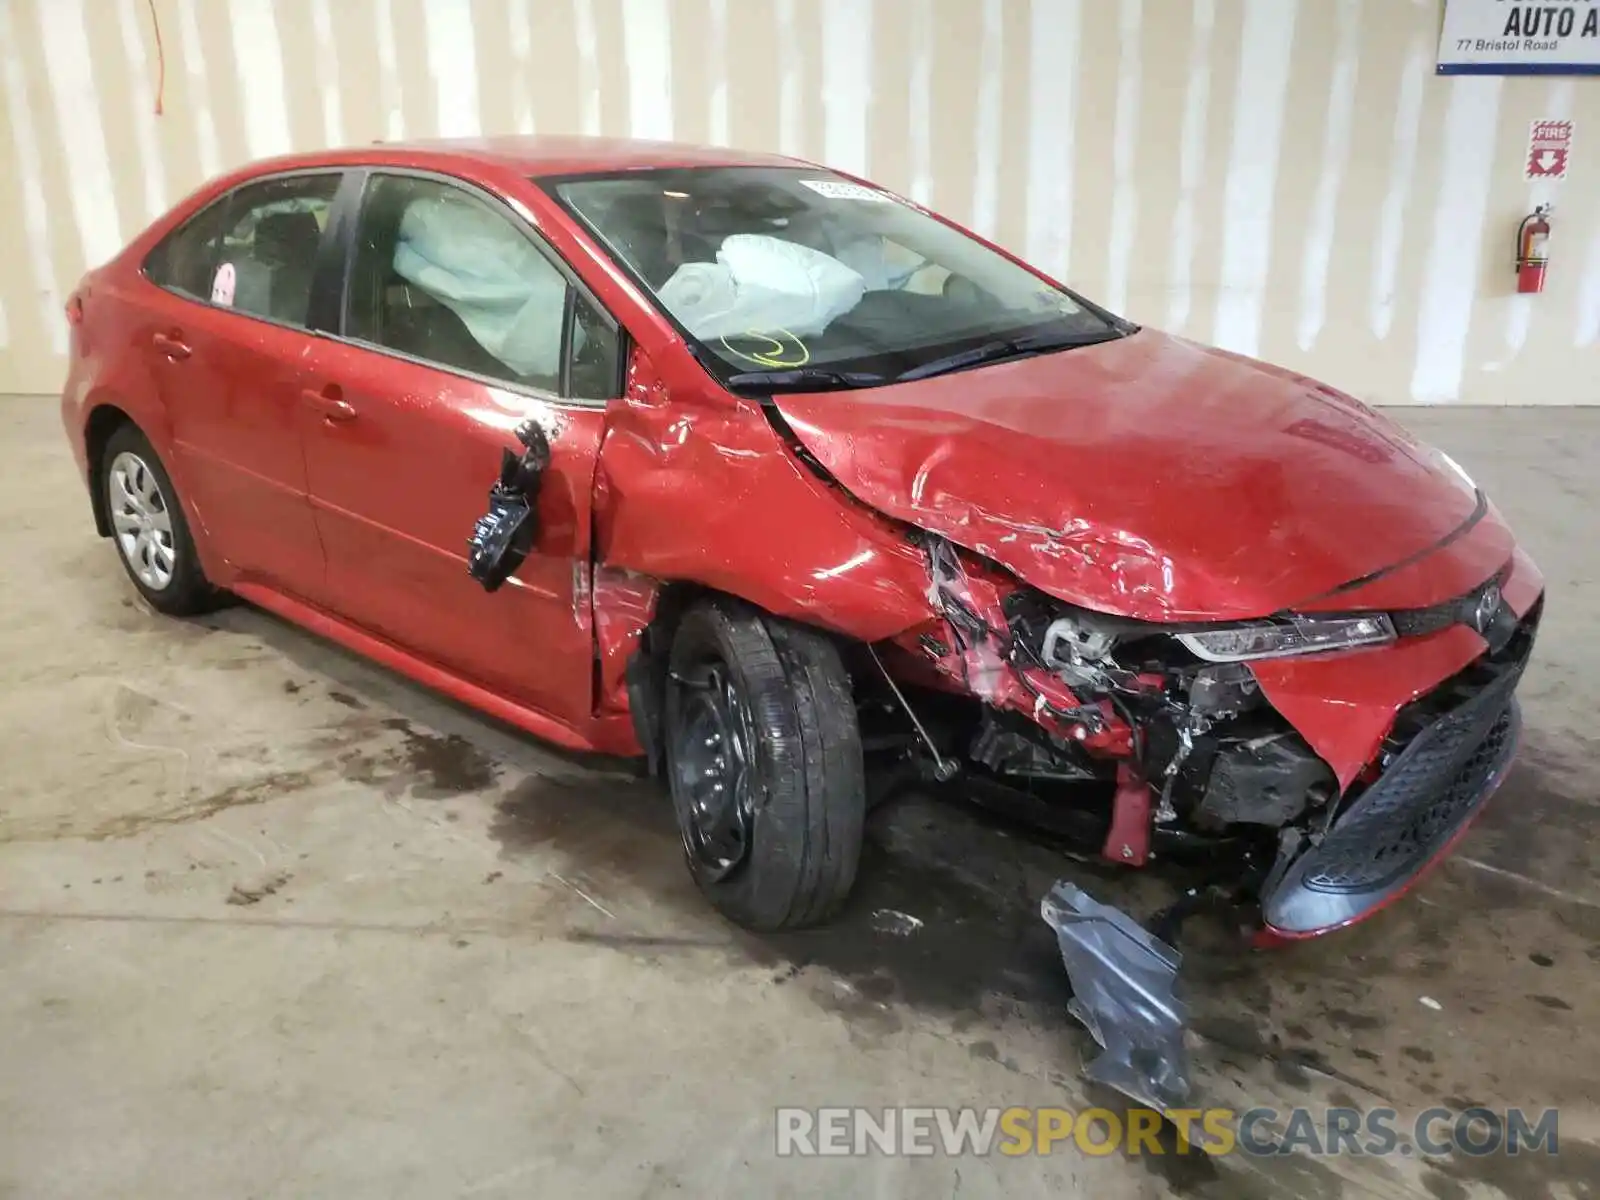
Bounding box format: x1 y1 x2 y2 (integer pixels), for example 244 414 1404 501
1176 615 1395 663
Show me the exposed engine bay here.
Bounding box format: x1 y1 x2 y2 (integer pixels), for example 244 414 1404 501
844 533 1537 1107
864 533 1533 907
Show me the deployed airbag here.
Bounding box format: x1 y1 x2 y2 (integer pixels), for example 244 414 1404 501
658 233 866 340
394 195 567 379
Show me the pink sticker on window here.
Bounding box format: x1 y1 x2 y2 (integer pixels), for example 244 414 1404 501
211 262 236 306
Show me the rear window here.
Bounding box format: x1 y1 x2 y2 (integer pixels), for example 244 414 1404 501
144 173 340 327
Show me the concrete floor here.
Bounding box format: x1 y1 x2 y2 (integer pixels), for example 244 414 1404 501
1 396 1596 1200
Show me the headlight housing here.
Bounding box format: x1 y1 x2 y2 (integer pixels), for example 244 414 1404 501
1176 614 1395 663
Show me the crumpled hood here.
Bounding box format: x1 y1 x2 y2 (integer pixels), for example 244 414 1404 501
772 330 1480 621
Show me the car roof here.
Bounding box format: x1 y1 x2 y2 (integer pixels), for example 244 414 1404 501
261 135 815 179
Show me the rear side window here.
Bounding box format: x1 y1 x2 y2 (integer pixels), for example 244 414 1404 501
345 173 620 398
145 173 341 328
144 206 227 300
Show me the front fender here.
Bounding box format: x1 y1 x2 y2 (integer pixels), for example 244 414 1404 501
592 349 935 645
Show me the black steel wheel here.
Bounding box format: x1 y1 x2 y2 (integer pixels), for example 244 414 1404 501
663 599 865 930
670 659 758 882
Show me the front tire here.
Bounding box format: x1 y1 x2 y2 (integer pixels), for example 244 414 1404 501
102 425 213 615
664 599 865 930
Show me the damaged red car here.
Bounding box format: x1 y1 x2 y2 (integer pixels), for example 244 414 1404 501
62 137 1541 950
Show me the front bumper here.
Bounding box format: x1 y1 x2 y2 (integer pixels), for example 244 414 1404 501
1258 586 1537 937
1261 671 1521 937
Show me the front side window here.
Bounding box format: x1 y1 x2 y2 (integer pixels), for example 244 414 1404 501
146 173 339 328
569 290 621 401
545 167 1123 391
347 174 594 393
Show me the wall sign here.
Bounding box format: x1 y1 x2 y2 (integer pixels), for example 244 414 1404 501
1526 119 1574 178
1437 0 1600 74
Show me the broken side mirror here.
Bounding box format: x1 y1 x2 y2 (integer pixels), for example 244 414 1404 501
466 418 552 593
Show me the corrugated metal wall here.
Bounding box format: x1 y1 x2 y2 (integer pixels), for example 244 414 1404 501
0 0 1595 402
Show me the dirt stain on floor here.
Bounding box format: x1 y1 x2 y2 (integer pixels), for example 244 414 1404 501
488 772 1091 1023
483 769 1393 1061
84 769 315 840
1423 1132 1600 1199
1471 730 1599 883
490 770 680 883
482 757 1600 1197
484 774 1359 1197
332 717 500 799
381 717 498 797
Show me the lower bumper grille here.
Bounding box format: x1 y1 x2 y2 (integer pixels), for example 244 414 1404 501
1262 662 1523 935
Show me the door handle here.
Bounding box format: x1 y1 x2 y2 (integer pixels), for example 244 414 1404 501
303 386 356 422
152 332 191 361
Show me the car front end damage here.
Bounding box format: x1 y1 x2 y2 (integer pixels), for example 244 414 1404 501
576 334 1545 1111
856 527 1541 1105
878 530 1541 932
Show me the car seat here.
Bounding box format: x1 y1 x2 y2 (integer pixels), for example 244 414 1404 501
253 210 324 325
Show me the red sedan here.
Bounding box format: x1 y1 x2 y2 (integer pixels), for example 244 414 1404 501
60 136 1541 944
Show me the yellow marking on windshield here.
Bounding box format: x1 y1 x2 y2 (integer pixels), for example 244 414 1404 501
720 329 811 368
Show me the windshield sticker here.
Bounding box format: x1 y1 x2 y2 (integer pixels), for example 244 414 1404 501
210 262 237 307
719 330 811 368
798 180 894 203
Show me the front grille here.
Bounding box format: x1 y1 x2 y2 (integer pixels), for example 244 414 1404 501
1302 687 1517 893
1388 566 1511 639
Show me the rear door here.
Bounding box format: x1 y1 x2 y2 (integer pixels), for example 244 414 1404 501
300 170 624 726
140 170 348 603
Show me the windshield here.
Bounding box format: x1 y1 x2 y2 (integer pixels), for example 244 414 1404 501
543 167 1123 390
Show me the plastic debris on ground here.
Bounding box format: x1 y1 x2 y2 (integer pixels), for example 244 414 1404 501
1040 880 1192 1112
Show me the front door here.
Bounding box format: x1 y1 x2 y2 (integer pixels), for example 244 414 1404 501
301 171 624 727
141 171 346 603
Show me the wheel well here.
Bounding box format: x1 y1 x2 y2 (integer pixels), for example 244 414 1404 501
84 404 134 537
622 583 867 776
623 581 706 774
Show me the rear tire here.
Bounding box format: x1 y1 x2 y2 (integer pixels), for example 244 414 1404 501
101 425 213 616
664 599 865 930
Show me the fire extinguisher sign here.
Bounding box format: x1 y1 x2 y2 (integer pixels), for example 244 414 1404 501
1526 120 1574 180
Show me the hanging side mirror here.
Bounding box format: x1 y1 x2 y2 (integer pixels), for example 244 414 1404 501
513 417 551 476
466 419 553 592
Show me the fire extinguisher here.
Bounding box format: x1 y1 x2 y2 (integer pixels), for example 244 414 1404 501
1516 204 1552 294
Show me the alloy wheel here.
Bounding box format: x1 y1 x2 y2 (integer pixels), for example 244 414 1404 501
108 450 177 591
